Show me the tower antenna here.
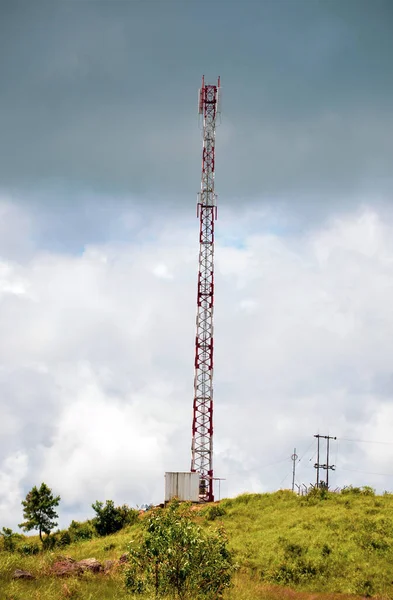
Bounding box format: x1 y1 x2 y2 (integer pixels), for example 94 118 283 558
191 76 221 502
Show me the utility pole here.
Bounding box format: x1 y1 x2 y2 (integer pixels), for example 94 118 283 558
291 448 298 492
326 436 331 489
314 434 336 489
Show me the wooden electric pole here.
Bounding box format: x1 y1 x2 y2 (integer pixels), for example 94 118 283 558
314 434 336 489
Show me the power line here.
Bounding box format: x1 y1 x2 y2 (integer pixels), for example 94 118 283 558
297 440 315 464
341 467 393 478
260 457 289 470
279 469 293 487
338 437 393 446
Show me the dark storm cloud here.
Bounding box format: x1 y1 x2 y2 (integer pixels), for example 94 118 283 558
0 0 392 206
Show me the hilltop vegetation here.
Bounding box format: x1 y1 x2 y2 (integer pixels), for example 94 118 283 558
2 488 393 599
220 488 393 598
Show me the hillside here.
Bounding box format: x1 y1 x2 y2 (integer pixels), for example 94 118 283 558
2 489 393 599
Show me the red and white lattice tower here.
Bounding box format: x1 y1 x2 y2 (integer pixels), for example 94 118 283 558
191 76 220 502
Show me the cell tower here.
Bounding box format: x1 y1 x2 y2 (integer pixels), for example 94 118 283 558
191 76 220 502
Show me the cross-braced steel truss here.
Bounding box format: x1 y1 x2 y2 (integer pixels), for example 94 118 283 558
191 76 220 502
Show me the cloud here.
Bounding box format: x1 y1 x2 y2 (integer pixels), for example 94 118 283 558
0 1 392 207
39 368 172 507
1 200 393 528
0 202 35 261
0 0 392 532
0 453 28 528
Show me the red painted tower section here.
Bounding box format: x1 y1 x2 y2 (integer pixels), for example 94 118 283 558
191 76 220 502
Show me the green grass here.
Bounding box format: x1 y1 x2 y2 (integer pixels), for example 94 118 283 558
2 490 393 599
220 490 393 598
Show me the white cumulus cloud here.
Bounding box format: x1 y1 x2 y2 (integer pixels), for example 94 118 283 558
1 201 393 528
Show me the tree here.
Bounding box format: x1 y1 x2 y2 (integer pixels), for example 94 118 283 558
125 500 234 600
19 483 60 543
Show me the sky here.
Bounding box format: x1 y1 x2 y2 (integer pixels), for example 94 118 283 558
1 0 393 530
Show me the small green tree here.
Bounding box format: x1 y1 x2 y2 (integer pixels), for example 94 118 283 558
125 500 234 600
19 483 60 544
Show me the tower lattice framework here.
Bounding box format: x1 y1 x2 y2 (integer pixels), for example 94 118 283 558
191 76 220 502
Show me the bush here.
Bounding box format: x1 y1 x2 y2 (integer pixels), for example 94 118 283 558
357 531 390 552
270 559 320 585
0 527 20 552
204 504 227 521
341 485 375 497
125 500 234 599
119 504 139 526
68 520 95 542
362 486 376 496
283 542 304 559
103 542 116 551
356 578 375 598
92 500 138 537
18 542 40 555
306 486 329 501
321 543 332 557
42 534 58 551
58 530 71 547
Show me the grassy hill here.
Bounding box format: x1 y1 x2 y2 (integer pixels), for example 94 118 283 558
2 489 393 599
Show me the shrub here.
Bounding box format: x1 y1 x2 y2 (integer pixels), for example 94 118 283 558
92 500 138 537
103 542 116 551
125 500 234 599
68 520 95 542
284 542 304 559
342 485 375 497
357 531 390 552
119 504 139 526
204 504 227 521
356 578 375 598
0 527 20 552
42 534 58 551
58 530 72 547
305 486 329 501
321 543 332 557
270 558 320 585
18 542 40 555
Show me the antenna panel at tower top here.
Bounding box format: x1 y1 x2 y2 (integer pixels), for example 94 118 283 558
198 75 221 114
